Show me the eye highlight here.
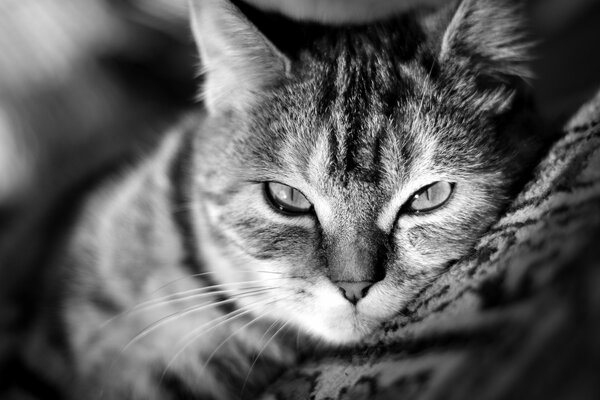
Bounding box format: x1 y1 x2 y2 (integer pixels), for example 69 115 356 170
407 181 455 213
265 182 312 215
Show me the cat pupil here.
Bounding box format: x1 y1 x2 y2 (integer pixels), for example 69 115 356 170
277 186 290 200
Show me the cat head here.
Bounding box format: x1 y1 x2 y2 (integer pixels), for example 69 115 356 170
187 0 541 344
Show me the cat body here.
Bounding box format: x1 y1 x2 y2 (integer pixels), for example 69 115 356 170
23 0 543 398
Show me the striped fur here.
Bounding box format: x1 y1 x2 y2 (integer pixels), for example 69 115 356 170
22 0 545 398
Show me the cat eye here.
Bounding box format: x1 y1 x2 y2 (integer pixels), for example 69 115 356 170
265 182 313 215
407 181 454 213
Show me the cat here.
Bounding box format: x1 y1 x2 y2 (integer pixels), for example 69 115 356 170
21 0 543 399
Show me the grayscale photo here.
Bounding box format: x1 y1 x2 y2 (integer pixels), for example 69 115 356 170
1 0 599 399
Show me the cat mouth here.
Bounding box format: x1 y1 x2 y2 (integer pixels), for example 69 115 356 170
295 300 383 344
257 278 390 344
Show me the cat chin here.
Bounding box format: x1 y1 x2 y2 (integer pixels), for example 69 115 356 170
265 303 375 345
302 311 381 345
310 324 375 345
249 280 386 345
287 302 381 345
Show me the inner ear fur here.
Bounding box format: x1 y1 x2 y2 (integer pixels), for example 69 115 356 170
188 0 289 114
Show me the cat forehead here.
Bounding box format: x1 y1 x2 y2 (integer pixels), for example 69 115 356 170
240 95 441 217
246 58 443 186
226 17 499 194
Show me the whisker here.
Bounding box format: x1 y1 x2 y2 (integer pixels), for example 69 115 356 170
171 289 293 351
165 307 258 370
172 297 274 348
151 276 290 299
256 320 280 351
99 286 273 333
199 309 273 374
158 296 288 383
241 320 288 396
118 288 274 355
100 278 290 330
152 271 220 292
152 270 285 293
111 298 267 377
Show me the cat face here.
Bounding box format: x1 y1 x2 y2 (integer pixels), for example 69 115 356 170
189 0 539 344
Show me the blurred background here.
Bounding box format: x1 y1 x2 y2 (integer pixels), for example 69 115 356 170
0 0 599 392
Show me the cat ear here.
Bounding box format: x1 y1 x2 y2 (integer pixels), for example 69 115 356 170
188 0 289 114
439 0 533 83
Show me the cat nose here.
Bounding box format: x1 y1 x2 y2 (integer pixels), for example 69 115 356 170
335 281 373 305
